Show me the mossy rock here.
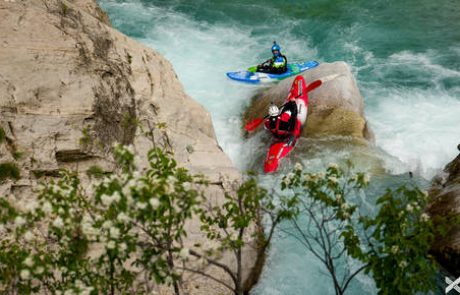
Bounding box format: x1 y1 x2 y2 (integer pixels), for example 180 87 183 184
0 127 5 144
0 162 20 182
304 108 366 138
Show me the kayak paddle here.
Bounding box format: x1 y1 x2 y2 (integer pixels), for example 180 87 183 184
305 79 322 93
244 79 322 132
244 116 268 132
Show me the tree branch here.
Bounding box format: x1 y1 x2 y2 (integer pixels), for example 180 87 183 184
179 266 235 292
189 249 237 287
342 264 368 292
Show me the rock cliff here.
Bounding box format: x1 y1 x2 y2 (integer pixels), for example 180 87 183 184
0 0 237 182
428 145 460 277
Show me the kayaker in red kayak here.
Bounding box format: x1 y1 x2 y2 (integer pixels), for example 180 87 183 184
244 76 322 173
264 100 301 146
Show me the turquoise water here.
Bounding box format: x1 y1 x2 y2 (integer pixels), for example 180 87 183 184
98 0 460 293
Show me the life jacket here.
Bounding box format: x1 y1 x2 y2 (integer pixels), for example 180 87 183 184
270 54 287 73
265 100 300 138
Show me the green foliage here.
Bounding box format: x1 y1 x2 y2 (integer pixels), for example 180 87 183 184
281 163 441 295
200 178 267 249
0 143 288 295
0 194 40 294
199 176 295 294
280 163 368 295
12 151 24 160
361 186 437 295
126 53 133 64
79 127 92 149
86 165 108 179
0 144 204 294
186 144 194 154
121 112 139 130
156 122 167 130
60 2 69 16
0 127 5 144
0 162 21 182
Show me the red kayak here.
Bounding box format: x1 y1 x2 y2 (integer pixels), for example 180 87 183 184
263 76 321 173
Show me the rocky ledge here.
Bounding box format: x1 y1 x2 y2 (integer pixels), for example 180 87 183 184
243 62 374 143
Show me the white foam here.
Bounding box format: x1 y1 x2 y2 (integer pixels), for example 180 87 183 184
387 50 460 89
366 87 460 179
100 0 317 170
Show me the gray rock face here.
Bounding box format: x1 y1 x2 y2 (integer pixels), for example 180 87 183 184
244 62 373 142
0 0 237 188
0 0 256 293
428 149 460 276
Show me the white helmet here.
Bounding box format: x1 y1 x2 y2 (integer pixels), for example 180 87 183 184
268 104 280 117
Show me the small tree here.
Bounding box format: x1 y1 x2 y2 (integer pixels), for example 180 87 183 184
0 145 204 294
358 185 438 294
280 163 441 295
196 177 296 295
279 163 369 295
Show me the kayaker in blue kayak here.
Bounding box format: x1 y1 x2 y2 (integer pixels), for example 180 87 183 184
256 41 288 74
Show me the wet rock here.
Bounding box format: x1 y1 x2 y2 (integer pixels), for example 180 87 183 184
243 62 373 143
428 149 460 276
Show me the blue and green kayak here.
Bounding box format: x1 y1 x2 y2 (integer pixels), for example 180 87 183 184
226 61 319 84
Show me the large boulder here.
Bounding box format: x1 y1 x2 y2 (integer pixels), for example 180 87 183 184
243 62 373 142
0 0 257 293
428 145 460 277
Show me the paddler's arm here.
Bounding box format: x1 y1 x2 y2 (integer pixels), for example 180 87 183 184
258 58 273 67
263 117 272 130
